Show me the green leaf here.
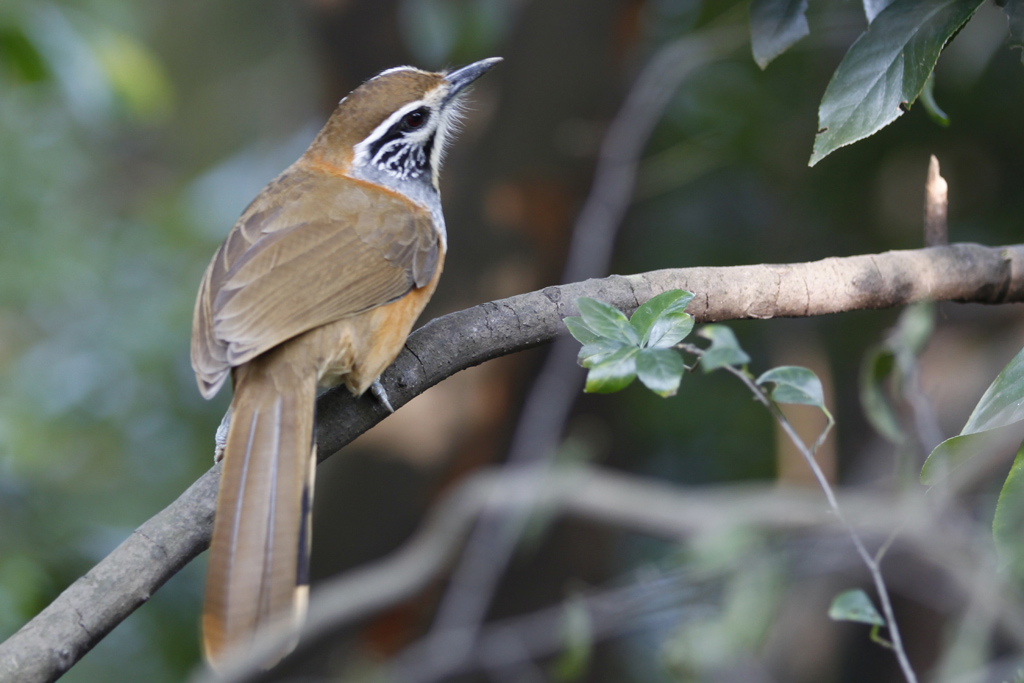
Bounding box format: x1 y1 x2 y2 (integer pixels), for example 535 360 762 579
749 0 809 69
809 0 985 166
564 316 601 345
860 303 934 444
636 348 684 397
551 595 593 681
698 325 751 372
860 346 905 444
919 72 950 126
567 316 625 367
578 338 625 367
994 440 1024 576
864 0 898 23
756 366 826 409
91 29 174 123
962 344 1024 436
1002 0 1024 62
922 343 1024 483
629 289 693 345
576 297 639 346
583 347 637 394
889 301 935 358
645 311 694 350
829 589 885 626
920 432 993 484
0 24 49 83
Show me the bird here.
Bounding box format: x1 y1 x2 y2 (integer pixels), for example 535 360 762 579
190 57 501 668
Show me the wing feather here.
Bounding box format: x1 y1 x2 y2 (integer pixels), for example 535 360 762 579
191 167 439 397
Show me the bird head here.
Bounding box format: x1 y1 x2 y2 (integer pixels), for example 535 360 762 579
308 57 502 194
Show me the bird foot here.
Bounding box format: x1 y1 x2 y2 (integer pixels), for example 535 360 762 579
214 408 231 462
370 379 395 413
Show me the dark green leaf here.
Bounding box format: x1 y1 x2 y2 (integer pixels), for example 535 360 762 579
636 348 684 397
564 316 601 345
630 289 694 345
750 0 810 69
809 0 985 166
757 366 826 409
578 338 626 367
1002 0 1024 62
0 25 49 83
829 589 885 626
860 346 905 444
698 325 751 372
994 440 1024 576
584 347 637 394
576 297 639 345
645 311 694 349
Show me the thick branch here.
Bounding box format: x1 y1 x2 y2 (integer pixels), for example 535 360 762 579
2 242 1023 682
320 243 1024 456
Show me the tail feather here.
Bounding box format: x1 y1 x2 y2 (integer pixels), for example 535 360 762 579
202 353 317 668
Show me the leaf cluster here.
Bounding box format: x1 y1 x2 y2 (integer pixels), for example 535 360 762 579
564 292 831 424
565 290 696 397
748 0 1024 165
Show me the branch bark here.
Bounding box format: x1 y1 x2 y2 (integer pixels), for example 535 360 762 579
2 242 1023 683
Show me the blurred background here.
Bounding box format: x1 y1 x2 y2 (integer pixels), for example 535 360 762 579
1 0 1023 681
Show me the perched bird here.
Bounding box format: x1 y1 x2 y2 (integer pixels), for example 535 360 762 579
191 57 501 667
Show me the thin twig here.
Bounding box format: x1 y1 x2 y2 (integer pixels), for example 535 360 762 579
719 361 919 683
925 155 949 247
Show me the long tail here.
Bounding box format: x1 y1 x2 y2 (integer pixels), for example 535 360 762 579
202 349 317 668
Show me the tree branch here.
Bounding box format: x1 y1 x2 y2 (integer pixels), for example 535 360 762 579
2 242 1023 682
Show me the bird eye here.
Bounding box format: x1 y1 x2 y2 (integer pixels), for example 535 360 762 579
402 109 426 130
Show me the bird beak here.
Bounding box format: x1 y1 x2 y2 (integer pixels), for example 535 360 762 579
443 57 502 104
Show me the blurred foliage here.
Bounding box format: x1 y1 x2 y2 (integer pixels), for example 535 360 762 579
399 0 519 68
660 531 783 680
0 0 321 679
0 0 1023 681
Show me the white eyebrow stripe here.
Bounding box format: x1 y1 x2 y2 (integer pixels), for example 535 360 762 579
372 65 431 80
351 100 429 165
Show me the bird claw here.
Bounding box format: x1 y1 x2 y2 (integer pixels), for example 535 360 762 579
214 408 231 462
370 379 395 413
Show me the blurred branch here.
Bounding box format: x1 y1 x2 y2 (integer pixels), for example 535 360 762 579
420 24 747 670
199 463 1024 683
719 360 918 681
195 465 882 683
2 241 1024 682
394 570 717 683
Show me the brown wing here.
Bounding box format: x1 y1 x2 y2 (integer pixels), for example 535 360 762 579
191 167 440 398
